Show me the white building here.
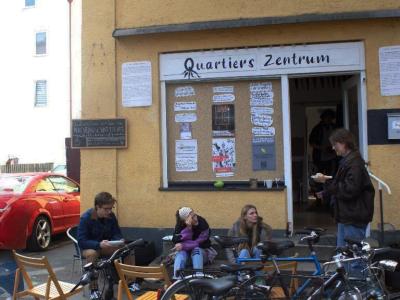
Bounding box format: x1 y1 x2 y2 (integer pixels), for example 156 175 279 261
0 0 81 165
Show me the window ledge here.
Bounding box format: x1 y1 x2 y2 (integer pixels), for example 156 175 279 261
159 181 285 192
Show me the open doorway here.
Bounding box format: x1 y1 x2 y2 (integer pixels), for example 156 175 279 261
289 74 360 232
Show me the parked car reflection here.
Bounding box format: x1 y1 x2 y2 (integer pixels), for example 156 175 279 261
0 172 80 251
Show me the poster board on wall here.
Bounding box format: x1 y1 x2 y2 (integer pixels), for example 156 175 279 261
166 79 283 181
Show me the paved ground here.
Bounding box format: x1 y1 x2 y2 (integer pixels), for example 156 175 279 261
0 233 86 299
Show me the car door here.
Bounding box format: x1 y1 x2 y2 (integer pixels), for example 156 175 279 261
48 175 80 229
33 177 65 233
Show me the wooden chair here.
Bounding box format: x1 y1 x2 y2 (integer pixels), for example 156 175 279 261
262 260 299 297
114 261 188 300
12 250 83 300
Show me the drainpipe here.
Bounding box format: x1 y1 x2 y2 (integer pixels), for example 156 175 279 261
67 0 73 134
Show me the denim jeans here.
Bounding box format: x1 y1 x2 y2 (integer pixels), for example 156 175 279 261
173 247 206 278
336 223 367 247
337 223 367 279
238 247 262 260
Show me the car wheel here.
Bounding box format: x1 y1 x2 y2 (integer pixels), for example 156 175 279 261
27 216 52 251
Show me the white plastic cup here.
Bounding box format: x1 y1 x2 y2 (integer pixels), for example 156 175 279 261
266 179 273 189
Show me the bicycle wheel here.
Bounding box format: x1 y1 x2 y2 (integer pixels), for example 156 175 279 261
161 278 212 300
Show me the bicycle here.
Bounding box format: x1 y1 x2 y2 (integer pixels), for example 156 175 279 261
70 238 144 300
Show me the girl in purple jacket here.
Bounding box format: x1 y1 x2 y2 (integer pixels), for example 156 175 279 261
171 207 216 279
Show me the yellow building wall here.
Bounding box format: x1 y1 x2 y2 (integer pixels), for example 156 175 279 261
116 0 400 28
81 0 400 230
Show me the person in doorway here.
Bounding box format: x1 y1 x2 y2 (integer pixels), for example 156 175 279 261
225 204 272 264
309 109 338 208
77 192 139 299
313 128 375 247
171 207 216 279
309 109 338 177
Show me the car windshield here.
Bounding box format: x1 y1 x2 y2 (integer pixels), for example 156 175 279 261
0 175 33 193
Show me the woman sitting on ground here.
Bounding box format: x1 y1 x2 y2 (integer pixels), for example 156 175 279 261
171 207 216 279
226 204 272 263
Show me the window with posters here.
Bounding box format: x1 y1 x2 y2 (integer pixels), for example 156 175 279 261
165 79 284 185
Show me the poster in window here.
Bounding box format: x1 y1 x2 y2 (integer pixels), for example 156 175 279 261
212 138 236 177
250 82 274 106
175 139 198 172
252 136 276 170
212 104 235 137
179 122 192 139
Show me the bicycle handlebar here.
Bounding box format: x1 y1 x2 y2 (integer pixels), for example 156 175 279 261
70 238 144 292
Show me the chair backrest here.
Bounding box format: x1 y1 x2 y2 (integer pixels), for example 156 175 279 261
12 250 65 297
66 226 82 258
114 261 171 300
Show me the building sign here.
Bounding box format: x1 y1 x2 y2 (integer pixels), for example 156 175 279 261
160 42 364 81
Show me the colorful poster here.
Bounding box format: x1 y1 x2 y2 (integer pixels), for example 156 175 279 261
212 138 236 177
175 139 198 172
252 136 276 171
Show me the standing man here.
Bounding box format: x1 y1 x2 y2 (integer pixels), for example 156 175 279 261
309 109 338 208
313 128 375 246
78 192 139 299
309 109 338 177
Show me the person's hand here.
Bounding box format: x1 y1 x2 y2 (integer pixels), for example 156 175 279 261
185 215 193 227
316 191 324 199
100 240 111 249
173 243 183 251
313 173 331 183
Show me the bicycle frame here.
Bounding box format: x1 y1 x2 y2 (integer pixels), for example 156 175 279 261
236 251 322 299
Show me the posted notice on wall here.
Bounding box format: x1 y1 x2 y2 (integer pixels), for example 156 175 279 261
379 46 400 96
252 136 276 171
212 138 236 177
122 61 152 107
175 139 198 172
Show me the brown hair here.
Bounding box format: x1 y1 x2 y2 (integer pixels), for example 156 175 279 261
94 191 116 208
239 204 263 250
329 128 356 151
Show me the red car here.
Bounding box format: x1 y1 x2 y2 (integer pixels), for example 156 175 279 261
0 172 80 251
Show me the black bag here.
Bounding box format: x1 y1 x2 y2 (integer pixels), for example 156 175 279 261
134 241 156 266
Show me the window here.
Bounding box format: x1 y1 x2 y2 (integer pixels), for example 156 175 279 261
35 31 46 55
34 80 47 107
48 176 79 193
25 0 35 7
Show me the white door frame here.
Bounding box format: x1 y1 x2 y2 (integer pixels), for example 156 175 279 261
284 71 368 233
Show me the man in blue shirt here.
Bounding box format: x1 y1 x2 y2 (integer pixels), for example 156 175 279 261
78 192 139 299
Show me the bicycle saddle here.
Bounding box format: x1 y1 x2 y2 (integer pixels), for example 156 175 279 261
189 275 237 296
213 236 249 248
257 239 295 256
219 263 264 273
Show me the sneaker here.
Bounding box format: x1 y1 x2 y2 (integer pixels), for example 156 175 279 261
90 289 101 300
128 282 141 293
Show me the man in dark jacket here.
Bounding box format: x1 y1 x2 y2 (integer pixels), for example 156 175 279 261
313 128 375 247
78 192 137 298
